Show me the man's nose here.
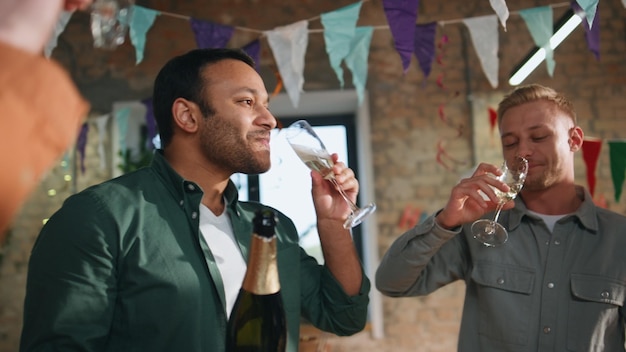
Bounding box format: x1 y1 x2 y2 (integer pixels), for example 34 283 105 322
516 140 533 159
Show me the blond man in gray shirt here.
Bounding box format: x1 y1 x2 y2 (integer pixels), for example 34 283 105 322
376 84 626 351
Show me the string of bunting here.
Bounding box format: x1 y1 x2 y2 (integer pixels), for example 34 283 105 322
46 0 626 206
46 0 604 108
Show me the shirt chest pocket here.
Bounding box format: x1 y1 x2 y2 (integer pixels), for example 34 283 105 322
570 273 625 306
472 262 535 294
471 262 536 346
567 273 626 351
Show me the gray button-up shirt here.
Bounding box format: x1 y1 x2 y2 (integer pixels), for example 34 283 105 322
376 186 626 351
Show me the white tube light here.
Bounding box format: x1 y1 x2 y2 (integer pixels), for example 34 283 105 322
509 12 583 86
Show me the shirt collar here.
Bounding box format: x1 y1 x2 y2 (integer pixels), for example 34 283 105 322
149 149 241 209
508 185 599 233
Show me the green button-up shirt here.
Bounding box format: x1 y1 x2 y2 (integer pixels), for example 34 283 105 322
376 187 626 351
21 151 370 352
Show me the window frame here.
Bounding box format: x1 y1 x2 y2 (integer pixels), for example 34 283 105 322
267 90 383 339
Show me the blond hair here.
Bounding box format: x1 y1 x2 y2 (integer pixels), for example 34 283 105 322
497 84 577 124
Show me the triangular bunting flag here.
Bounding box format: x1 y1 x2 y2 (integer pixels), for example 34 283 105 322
519 6 555 77
77 123 89 174
344 26 374 104
489 0 509 30
413 22 437 80
382 0 420 73
241 39 261 70
129 5 159 64
190 18 234 49
608 141 626 202
45 11 74 58
572 2 600 60
321 2 363 87
576 0 599 28
265 20 309 108
582 138 602 196
463 15 499 88
141 98 157 149
488 107 497 134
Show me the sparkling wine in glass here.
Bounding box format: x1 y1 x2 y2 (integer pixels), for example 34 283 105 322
284 120 376 229
90 0 134 49
471 156 528 247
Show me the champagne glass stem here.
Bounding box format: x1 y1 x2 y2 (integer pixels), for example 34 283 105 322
328 178 358 213
487 202 505 233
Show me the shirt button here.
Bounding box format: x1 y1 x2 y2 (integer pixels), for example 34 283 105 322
179 200 184 206
192 212 198 219
187 183 196 191
547 283 555 289
497 278 505 285
543 326 551 334
554 239 561 245
601 291 610 299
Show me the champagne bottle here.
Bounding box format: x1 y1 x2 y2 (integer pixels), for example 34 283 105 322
226 209 287 352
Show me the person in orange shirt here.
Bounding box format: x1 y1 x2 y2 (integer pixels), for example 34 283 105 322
0 0 92 239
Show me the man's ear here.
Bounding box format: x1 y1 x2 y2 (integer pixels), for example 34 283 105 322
569 126 584 152
172 98 199 133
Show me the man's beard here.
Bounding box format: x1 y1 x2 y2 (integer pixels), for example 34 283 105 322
199 117 271 175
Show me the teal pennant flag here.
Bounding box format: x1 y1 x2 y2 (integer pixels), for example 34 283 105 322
321 2 363 87
130 5 159 64
344 26 374 104
576 0 599 28
519 6 554 77
115 107 131 156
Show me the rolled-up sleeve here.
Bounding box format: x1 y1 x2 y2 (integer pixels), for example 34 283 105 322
375 213 465 297
298 251 371 337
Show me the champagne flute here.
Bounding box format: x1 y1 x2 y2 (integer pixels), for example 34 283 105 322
283 120 376 229
471 156 528 247
90 0 134 49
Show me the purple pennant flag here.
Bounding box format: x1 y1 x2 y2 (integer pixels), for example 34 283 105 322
141 97 157 150
77 122 89 175
190 18 234 49
383 0 420 73
414 22 437 80
241 39 261 70
572 2 600 60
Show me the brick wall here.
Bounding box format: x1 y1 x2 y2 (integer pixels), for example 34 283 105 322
1 0 625 351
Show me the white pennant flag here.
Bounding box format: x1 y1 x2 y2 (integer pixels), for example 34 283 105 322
265 20 309 108
463 15 499 88
44 11 74 58
489 0 509 30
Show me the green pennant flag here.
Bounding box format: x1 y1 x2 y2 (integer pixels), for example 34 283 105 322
608 141 626 202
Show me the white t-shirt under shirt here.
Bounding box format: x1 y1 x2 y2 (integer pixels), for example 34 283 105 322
198 204 247 318
527 209 568 232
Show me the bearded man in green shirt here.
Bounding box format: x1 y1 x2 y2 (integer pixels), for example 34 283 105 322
20 48 370 352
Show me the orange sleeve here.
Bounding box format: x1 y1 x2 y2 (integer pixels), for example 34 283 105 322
0 42 90 239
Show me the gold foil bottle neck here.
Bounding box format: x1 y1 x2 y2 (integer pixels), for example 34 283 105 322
241 233 280 295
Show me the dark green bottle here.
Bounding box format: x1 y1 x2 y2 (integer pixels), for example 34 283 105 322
225 210 287 352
